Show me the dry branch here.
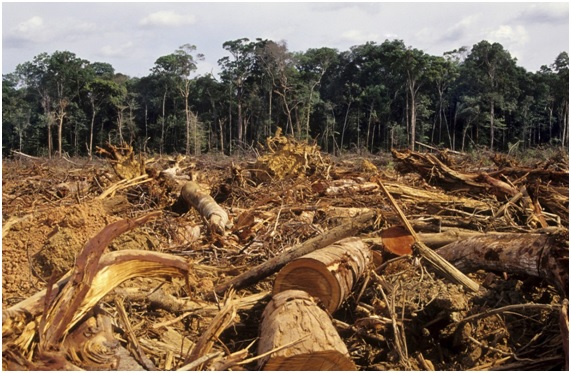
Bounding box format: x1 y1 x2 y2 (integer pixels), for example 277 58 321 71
214 210 377 295
184 289 237 369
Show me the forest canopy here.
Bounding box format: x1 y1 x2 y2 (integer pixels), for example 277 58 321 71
2 38 569 158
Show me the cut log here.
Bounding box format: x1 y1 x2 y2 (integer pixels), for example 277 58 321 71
257 290 356 371
379 226 415 256
436 232 569 297
180 180 231 235
214 210 377 295
273 237 371 313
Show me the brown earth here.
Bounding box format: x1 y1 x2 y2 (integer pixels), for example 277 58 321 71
1 143 568 371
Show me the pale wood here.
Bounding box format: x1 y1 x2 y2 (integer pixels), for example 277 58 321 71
257 290 356 371
180 180 230 234
273 237 371 313
184 289 237 368
214 211 376 295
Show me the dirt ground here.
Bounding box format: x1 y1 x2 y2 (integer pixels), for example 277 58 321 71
1 145 568 370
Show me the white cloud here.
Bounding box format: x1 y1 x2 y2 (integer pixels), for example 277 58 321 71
516 3 568 24
7 16 48 43
439 14 481 43
14 16 44 34
486 25 529 46
100 41 134 58
340 29 380 44
139 11 196 27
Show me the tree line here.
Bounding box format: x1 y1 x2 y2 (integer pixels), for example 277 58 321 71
2 38 569 158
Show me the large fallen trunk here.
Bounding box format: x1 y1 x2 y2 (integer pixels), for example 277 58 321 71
273 237 371 313
436 232 569 297
257 290 356 370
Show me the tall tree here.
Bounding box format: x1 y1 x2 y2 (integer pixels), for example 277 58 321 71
296 47 338 140
219 38 256 147
153 44 203 155
15 53 56 157
84 62 118 158
397 45 432 151
47 51 89 157
551 52 569 146
463 41 519 150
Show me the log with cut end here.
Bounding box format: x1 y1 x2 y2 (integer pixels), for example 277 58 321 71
180 181 230 234
257 290 356 371
273 237 371 314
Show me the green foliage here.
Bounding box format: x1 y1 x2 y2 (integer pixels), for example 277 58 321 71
2 40 569 158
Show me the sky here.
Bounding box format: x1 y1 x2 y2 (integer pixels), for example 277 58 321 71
2 1 569 79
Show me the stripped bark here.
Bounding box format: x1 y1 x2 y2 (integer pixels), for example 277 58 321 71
273 237 371 313
38 212 162 353
257 290 356 370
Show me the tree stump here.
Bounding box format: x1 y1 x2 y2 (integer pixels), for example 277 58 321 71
273 237 371 313
257 290 356 371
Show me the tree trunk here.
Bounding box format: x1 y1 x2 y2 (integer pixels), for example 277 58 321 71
89 102 95 160
436 232 568 297
160 88 167 155
273 237 371 313
409 81 416 151
237 87 243 145
57 111 65 158
490 99 495 150
185 91 191 155
340 101 352 151
257 290 356 371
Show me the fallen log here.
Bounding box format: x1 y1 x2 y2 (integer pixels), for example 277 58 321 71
214 210 377 295
257 290 356 370
436 232 569 297
180 180 231 235
273 237 371 313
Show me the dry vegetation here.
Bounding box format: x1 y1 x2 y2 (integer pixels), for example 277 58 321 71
2 134 568 371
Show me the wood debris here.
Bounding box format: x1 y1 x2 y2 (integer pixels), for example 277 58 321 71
1 141 568 371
